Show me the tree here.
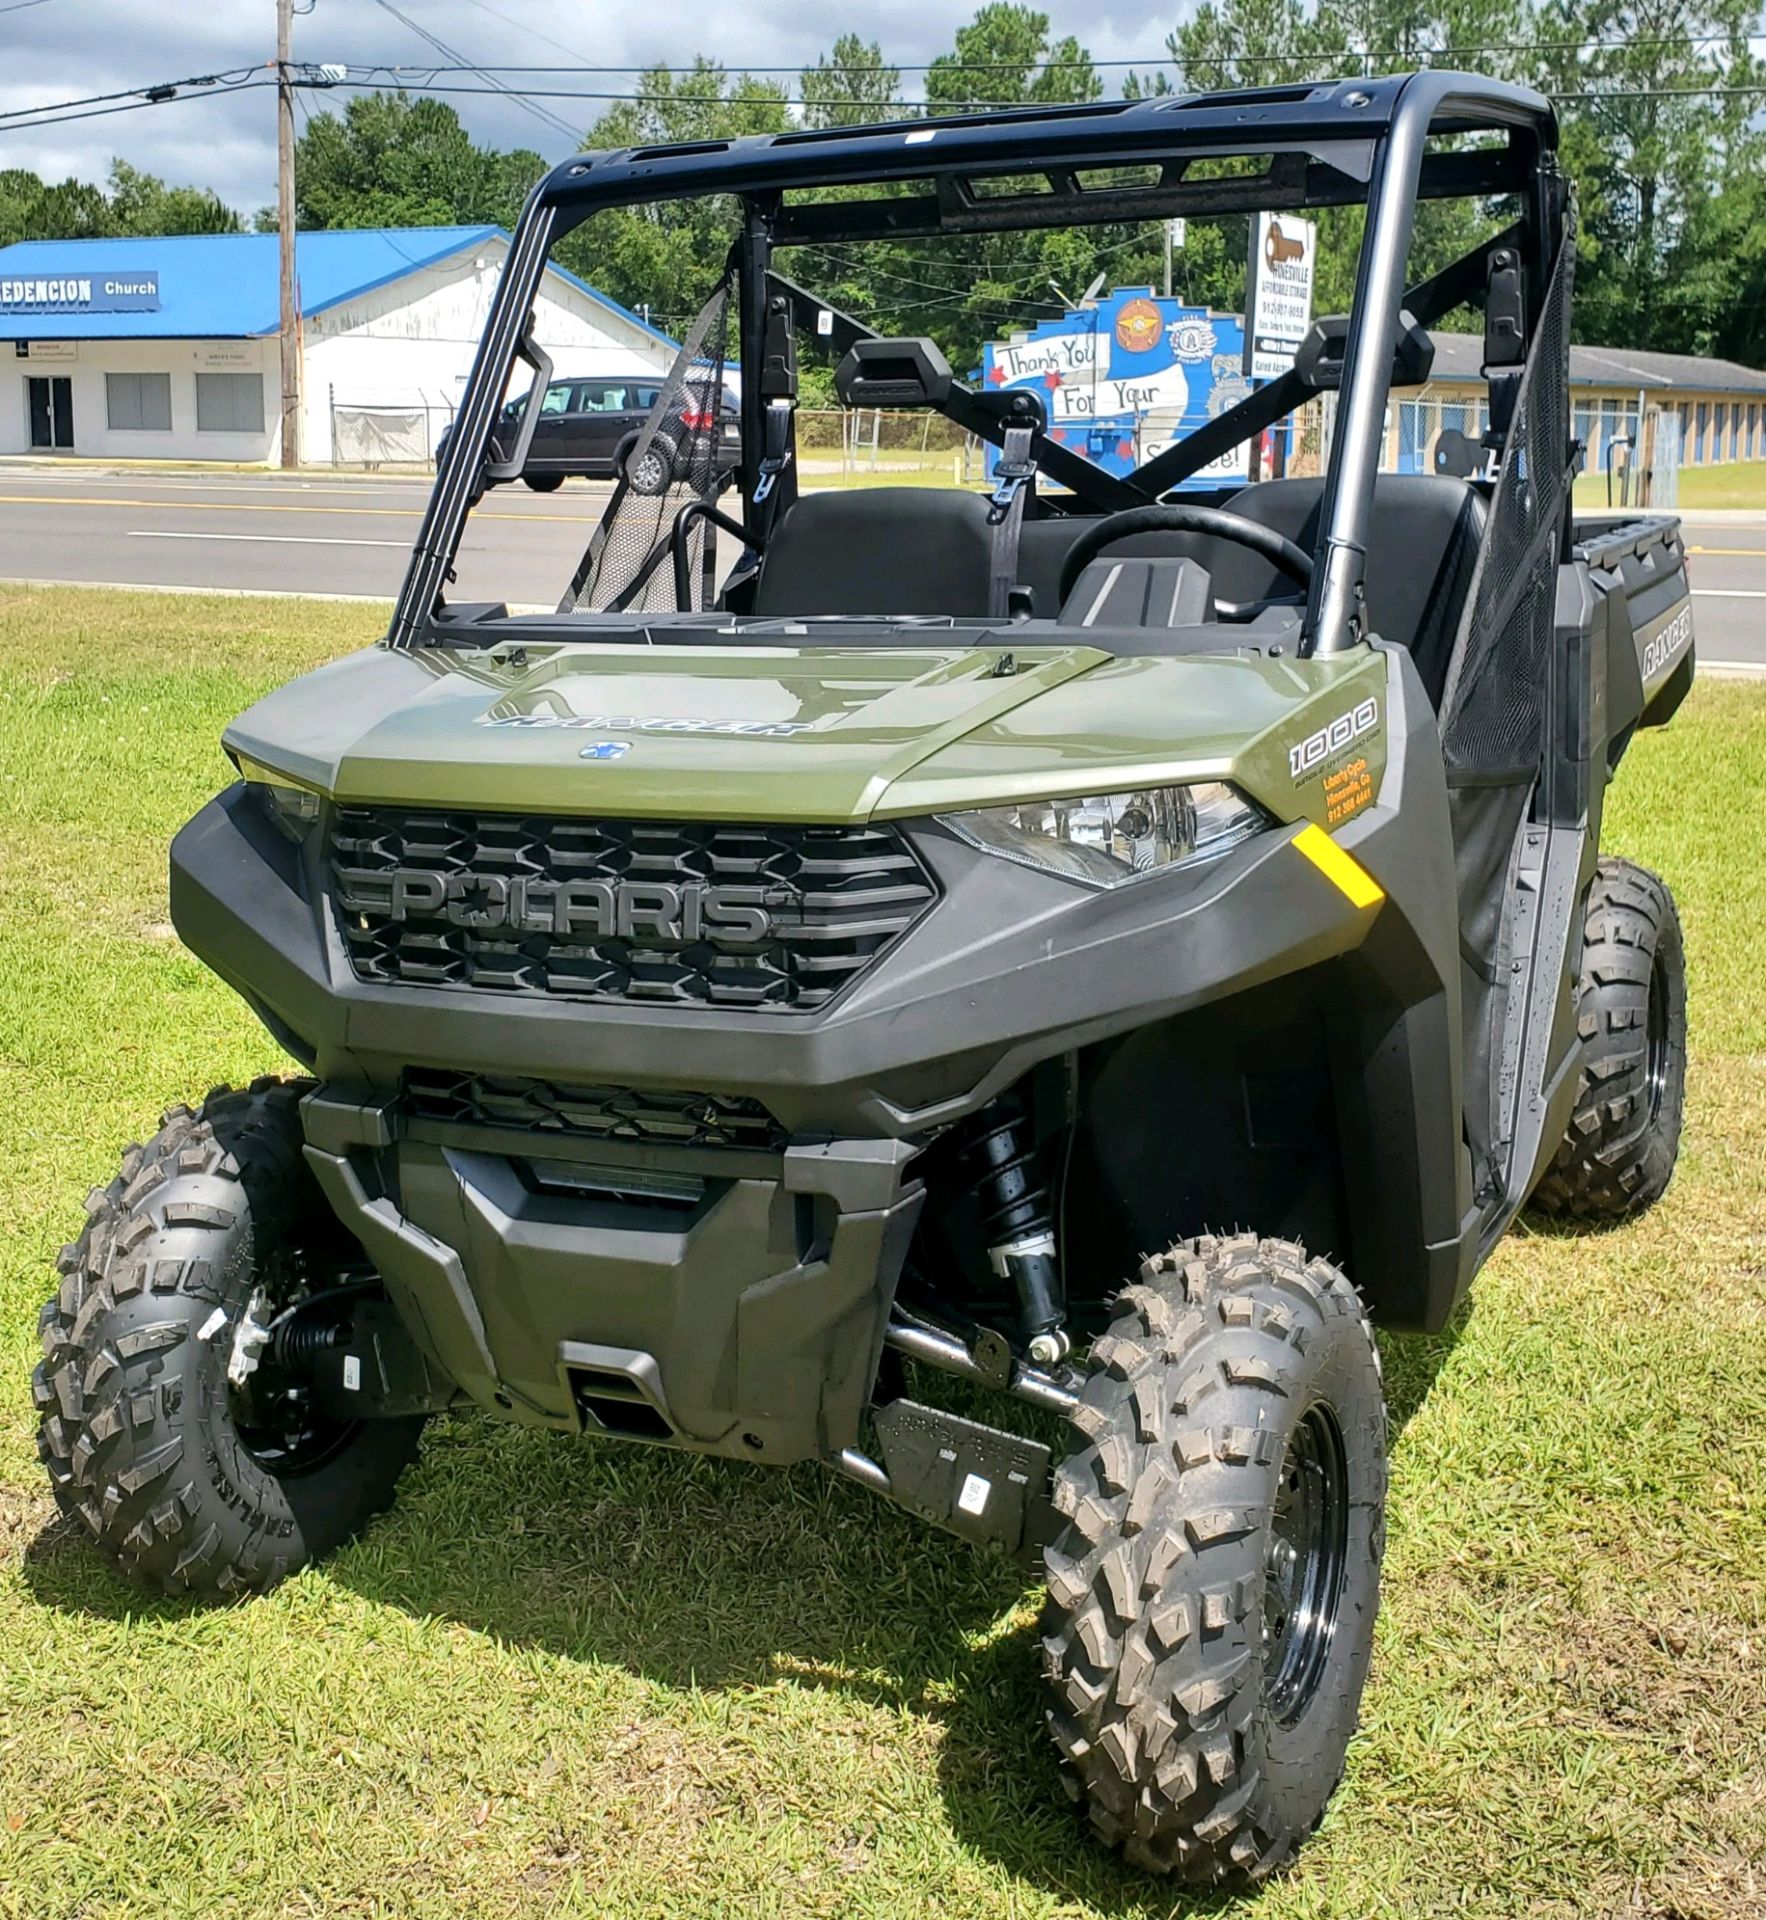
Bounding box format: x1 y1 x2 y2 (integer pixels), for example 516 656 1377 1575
553 61 791 331
0 161 245 246
1158 0 1766 358
107 160 241 236
800 35 902 127
925 4 1103 111
290 93 544 231
1 171 111 246
1535 0 1766 350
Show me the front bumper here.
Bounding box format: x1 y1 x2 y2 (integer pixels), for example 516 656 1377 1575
302 1085 923 1460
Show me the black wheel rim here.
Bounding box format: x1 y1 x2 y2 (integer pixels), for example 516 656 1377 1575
1645 952 1671 1125
1263 1402 1350 1724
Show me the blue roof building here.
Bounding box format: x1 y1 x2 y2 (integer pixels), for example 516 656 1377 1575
0 226 676 464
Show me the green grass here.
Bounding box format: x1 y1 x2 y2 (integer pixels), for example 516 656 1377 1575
2 584 1764 1918
1576 458 1766 512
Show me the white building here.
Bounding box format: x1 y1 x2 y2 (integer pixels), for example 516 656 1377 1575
0 226 677 465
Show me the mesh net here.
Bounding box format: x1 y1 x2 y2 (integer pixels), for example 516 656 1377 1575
560 276 737 614
1436 228 1575 782
1438 220 1577 1201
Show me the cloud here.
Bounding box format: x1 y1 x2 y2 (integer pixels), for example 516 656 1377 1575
0 0 1176 211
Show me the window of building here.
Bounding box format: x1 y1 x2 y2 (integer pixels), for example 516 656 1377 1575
195 372 265 434
105 370 172 432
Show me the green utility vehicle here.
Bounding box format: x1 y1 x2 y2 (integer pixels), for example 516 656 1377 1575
37 71 1695 1884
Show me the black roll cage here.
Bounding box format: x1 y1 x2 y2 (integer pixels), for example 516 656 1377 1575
389 69 1561 658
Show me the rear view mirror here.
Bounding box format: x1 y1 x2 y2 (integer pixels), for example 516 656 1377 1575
1294 310 1435 392
834 337 953 409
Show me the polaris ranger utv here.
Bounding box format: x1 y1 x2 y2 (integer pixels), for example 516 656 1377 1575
37 70 1695 1884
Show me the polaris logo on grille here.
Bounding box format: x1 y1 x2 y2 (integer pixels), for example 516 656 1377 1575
382 872 773 944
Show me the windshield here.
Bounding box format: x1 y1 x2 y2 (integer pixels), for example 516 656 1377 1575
412 88 1544 645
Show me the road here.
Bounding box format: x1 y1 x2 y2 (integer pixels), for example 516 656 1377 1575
0 467 1760 669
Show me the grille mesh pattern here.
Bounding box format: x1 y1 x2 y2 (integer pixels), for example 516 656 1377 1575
329 807 936 1012
404 1069 784 1150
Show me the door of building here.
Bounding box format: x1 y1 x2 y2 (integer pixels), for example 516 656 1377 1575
26 375 73 449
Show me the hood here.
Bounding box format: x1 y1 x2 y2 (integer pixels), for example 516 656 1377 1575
222 634 1384 825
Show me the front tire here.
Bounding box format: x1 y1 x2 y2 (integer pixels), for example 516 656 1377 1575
1042 1234 1387 1885
523 472 564 492
1530 856 1687 1221
34 1079 425 1596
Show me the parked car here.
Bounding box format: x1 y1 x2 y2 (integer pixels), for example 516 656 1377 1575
436 374 740 493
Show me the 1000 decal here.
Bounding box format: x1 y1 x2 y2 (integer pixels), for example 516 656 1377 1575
1289 697 1379 780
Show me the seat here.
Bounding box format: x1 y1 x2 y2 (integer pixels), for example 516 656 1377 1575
1231 476 1486 707
750 488 995 618
1018 475 1487 706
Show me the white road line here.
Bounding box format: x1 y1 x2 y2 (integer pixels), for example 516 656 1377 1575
127 530 409 549
1701 660 1766 677
1693 588 1766 598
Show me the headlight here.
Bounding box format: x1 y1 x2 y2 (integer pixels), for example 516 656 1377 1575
939 783 1266 888
234 754 323 843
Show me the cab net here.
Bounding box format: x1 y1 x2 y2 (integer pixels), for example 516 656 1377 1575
1440 222 1576 1202
559 275 737 615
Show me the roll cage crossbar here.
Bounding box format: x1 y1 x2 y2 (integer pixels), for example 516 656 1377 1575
389 69 1561 657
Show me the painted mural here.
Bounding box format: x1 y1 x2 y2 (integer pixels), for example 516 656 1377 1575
980 289 1260 488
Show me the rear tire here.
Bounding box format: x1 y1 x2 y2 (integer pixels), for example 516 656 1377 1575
523 473 564 493
1530 856 1687 1221
33 1079 425 1596
1042 1233 1386 1885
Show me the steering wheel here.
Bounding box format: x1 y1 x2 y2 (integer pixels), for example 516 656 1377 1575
1056 503 1315 608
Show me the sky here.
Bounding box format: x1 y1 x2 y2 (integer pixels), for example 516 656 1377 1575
0 0 1188 212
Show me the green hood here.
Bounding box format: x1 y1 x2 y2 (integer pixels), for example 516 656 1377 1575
222 636 1387 827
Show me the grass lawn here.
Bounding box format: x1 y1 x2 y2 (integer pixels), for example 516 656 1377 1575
1576 458 1766 512
1 585 1763 1919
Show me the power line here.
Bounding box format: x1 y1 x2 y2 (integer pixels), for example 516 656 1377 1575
0 77 272 136
249 34 1766 74
300 72 1766 110
3 54 1765 149
452 0 597 67
0 67 264 126
365 0 583 142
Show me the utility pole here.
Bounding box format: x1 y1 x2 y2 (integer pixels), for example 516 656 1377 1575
276 0 300 468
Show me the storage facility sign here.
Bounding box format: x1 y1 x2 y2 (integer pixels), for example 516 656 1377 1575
981 289 1255 488
1244 214 1316 380
0 269 160 315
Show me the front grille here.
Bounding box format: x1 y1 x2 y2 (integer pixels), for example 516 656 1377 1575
329 808 936 1012
404 1069 784 1150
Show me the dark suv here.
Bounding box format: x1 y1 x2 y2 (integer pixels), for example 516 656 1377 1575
438 374 740 494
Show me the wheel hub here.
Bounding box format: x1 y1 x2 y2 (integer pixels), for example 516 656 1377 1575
223 1257 366 1478
1263 1402 1350 1723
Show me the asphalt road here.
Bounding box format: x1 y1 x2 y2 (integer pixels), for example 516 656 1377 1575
0 466 1761 669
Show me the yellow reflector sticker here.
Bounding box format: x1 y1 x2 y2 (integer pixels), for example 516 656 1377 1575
1293 823 1385 910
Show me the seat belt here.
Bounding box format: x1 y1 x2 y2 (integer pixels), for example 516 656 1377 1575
986 423 1037 620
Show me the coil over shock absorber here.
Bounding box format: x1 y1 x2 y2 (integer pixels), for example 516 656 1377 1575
958 1106 1070 1364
